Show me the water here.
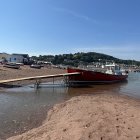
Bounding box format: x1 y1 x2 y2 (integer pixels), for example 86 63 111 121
119 72 140 98
0 72 140 139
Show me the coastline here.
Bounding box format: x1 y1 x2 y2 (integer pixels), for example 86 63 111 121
0 65 66 140
1 65 140 140
7 93 140 140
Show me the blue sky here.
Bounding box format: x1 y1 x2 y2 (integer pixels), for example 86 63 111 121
0 0 140 60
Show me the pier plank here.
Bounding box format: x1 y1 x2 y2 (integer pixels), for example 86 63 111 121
0 72 80 84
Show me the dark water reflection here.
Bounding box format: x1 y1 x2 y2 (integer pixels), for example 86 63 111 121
0 72 140 139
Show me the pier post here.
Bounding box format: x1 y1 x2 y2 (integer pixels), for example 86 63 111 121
63 75 69 86
53 77 54 84
34 79 41 89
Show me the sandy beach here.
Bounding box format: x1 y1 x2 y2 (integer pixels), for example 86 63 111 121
7 93 140 140
0 65 140 140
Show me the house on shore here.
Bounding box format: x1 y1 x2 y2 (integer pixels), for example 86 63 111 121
7 54 29 64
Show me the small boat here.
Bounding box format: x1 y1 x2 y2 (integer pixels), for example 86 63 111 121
67 64 128 84
30 64 41 69
3 62 20 69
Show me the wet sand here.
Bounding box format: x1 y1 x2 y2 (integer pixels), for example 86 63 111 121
7 93 140 140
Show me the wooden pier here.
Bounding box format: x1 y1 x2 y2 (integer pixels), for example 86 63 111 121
0 72 81 88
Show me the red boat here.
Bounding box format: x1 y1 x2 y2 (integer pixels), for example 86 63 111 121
67 64 128 84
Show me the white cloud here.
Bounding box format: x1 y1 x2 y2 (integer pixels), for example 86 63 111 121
52 7 98 24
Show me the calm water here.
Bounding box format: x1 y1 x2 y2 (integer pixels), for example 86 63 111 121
0 72 140 139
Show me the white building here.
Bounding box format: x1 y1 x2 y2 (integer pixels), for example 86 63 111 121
7 54 29 63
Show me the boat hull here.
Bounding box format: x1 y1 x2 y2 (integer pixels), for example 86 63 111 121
30 64 41 69
67 68 128 84
3 64 20 69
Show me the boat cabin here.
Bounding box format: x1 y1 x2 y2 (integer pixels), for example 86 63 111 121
105 64 123 75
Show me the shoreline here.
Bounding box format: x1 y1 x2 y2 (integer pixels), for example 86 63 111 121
0 65 140 140
7 93 140 140
0 65 66 140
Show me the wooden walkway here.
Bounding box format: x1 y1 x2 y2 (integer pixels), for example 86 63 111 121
0 72 80 84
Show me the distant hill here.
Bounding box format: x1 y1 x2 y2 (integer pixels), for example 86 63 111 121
31 52 140 66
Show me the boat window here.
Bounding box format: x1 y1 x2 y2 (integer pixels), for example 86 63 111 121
115 66 120 70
